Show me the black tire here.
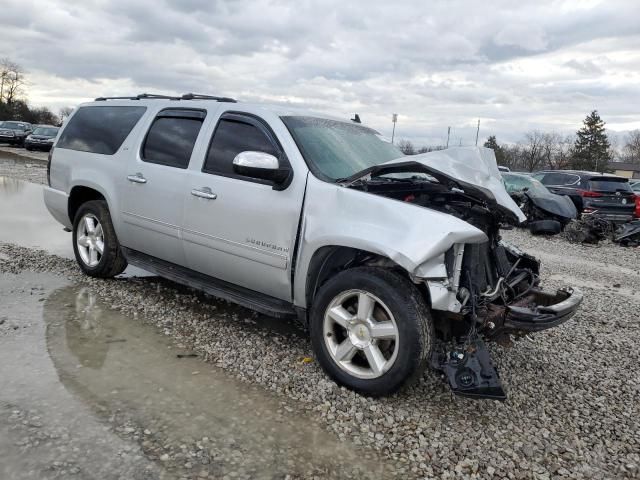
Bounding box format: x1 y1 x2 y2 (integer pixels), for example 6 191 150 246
529 219 562 235
72 200 128 278
309 266 433 397
25 146 32 151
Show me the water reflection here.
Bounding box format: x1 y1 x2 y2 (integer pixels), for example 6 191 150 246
44 284 392 479
0 176 71 257
0 175 26 195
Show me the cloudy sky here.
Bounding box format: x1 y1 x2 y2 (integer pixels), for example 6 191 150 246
2 0 639 147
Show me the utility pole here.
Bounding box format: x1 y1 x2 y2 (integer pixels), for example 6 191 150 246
475 119 480 146
446 126 451 148
391 114 398 144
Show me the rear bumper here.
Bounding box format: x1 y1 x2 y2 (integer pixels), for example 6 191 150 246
504 287 583 332
43 186 72 229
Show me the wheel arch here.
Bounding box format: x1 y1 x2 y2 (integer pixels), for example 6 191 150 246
301 245 431 316
68 185 107 224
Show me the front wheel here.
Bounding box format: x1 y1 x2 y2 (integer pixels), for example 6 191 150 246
72 200 128 278
310 267 433 397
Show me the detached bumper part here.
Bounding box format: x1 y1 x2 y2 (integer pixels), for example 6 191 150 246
433 339 506 401
504 287 583 333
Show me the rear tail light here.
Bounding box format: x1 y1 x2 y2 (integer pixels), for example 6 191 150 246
635 195 640 218
579 189 602 198
47 146 54 186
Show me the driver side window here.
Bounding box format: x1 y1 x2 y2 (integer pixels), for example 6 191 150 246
203 115 279 178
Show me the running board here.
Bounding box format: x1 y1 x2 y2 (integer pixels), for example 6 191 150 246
121 248 298 319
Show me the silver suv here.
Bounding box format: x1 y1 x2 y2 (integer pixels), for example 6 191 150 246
44 93 582 400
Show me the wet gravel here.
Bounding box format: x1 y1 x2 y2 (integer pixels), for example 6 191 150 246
1 225 639 479
0 154 47 185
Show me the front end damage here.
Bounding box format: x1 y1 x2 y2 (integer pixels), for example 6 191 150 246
342 147 583 400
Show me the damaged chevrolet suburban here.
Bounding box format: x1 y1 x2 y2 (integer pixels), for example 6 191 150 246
44 94 583 400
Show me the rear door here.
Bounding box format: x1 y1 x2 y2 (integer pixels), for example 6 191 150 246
182 111 306 301
120 108 207 266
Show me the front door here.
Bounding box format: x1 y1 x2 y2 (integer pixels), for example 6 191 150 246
120 108 208 266
182 112 306 301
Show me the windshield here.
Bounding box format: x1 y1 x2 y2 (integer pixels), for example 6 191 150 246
1 121 27 131
502 173 550 195
588 178 632 193
281 116 403 180
33 127 59 136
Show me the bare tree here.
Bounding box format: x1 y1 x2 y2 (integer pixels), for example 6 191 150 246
0 58 27 104
397 139 416 155
59 106 74 123
621 130 640 164
519 131 548 172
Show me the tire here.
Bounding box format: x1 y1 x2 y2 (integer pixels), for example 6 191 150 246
72 200 128 278
25 146 32 151
309 266 433 397
529 219 562 235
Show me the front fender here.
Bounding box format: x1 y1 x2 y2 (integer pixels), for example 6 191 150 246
293 175 487 308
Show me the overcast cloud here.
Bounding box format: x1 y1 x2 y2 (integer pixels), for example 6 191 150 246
2 0 639 146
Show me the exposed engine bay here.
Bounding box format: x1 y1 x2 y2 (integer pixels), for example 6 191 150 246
343 158 582 400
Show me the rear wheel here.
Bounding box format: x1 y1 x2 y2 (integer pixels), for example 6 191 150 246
310 267 433 397
72 200 127 278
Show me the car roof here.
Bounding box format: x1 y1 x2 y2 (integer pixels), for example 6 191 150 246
535 170 629 181
76 97 349 124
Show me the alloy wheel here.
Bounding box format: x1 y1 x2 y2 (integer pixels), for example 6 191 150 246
76 213 104 267
323 289 399 379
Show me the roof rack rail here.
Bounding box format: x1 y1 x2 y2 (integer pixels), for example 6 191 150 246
181 93 237 103
94 92 238 103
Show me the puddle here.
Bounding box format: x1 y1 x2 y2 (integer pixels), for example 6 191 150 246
0 272 392 479
0 176 71 258
0 176 151 278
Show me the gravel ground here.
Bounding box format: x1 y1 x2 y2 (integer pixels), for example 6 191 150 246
1 163 639 479
1 227 639 479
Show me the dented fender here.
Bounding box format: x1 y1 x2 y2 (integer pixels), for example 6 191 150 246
293 175 487 308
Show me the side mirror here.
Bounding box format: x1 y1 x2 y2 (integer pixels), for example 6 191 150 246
232 151 290 185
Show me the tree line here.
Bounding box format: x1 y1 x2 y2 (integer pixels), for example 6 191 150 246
0 58 72 126
397 111 640 172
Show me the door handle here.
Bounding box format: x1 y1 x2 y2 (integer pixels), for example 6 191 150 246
127 173 147 184
191 187 217 200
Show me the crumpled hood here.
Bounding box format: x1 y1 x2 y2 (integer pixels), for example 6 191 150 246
385 147 527 223
526 190 577 219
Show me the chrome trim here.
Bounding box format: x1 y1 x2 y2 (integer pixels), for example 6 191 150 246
127 173 147 184
190 187 217 200
232 151 279 170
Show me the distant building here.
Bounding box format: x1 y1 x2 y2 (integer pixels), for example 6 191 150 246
609 162 640 179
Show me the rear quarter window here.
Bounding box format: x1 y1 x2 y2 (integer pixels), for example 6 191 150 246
57 106 147 155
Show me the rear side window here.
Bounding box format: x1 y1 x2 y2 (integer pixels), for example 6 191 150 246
142 109 205 169
203 117 278 176
539 172 579 186
57 106 146 155
588 178 632 193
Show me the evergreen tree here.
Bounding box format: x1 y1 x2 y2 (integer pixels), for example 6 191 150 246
483 135 506 166
571 111 611 172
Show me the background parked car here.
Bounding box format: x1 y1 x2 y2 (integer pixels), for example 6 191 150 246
630 179 640 193
532 170 635 223
0 120 33 146
24 125 59 151
502 172 576 234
